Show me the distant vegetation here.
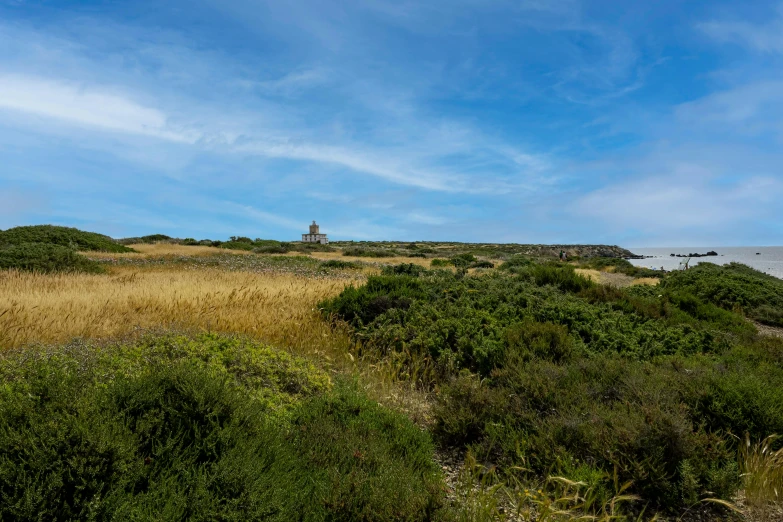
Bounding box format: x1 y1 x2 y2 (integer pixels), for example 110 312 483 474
322 261 783 512
0 243 105 274
342 247 403 258
0 225 134 253
0 225 131 273
333 241 634 260
0 335 444 520
320 259 363 270
663 262 783 327
118 234 338 254
117 233 174 244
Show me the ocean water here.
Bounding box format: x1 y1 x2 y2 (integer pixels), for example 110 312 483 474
627 246 783 279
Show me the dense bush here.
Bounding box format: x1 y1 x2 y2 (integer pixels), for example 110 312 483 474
322 262 783 511
431 258 450 267
469 260 494 269
321 259 363 270
448 253 476 268
381 263 428 277
253 242 291 254
663 262 783 327
343 247 402 258
118 234 173 245
290 242 336 253
499 255 533 271
220 240 256 251
0 243 105 273
0 335 445 521
0 225 134 253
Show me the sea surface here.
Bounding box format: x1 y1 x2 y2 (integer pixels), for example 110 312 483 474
627 246 783 279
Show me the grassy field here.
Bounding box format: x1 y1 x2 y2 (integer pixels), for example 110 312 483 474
0 266 352 353
2 227 782 521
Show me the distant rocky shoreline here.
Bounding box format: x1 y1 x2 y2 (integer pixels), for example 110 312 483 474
626 250 720 260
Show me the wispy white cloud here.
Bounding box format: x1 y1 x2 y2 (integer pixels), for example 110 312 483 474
222 202 304 231
0 16 553 196
576 168 782 230
699 5 783 54
404 212 449 226
0 74 199 143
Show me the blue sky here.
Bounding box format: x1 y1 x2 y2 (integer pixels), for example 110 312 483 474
1 0 781 246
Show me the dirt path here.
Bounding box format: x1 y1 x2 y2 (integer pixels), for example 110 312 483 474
753 321 783 338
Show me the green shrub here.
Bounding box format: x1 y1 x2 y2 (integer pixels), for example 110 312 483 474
118 234 172 245
0 243 105 273
431 258 450 267
449 253 476 268
254 243 291 254
381 263 428 277
290 242 336 253
0 225 134 252
181 237 199 245
320 275 429 327
469 260 494 269
435 355 743 510
289 380 444 520
321 259 362 270
499 255 533 271
504 318 573 363
342 247 400 258
0 335 445 521
220 241 255 251
663 263 783 327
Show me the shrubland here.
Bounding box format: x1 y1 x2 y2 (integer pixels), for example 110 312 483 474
0 225 134 253
662 262 783 327
0 225 132 274
0 243 105 274
0 334 445 520
321 261 783 514
3 225 783 520
343 247 405 258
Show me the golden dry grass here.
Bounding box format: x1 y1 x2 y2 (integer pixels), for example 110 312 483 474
0 266 354 356
85 243 253 259
631 277 660 286
302 250 437 268
574 268 603 282
0 261 436 425
575 268 659 288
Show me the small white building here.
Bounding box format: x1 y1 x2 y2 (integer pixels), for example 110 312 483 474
301 220 329 244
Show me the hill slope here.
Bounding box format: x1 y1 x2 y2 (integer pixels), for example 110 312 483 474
0 225 134 253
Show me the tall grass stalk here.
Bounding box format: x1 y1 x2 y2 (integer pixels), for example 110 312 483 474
740 433 783 506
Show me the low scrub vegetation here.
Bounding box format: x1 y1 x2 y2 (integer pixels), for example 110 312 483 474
0 334 445 520
343 247 403 258
0 225 134 253
322 262 783 513
118 233 174 244
0 243 105 274
321 259 363 270
4 228 782 519
663 262 783 327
